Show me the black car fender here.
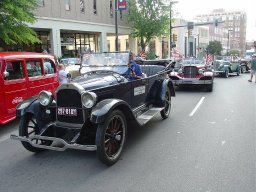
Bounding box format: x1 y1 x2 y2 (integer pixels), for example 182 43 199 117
156 79 175 107
90 99 134 124
16 96 38 117
17 97 57 126
164 79 175 97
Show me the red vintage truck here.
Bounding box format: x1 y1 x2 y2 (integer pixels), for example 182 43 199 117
0 52 59 125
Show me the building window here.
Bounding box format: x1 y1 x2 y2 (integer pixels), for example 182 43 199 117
93 0 97 15
65 0 70 11
118 39 121 51
110 1 113 17
38 0 44 6
107 40 111 51
80 0 85 13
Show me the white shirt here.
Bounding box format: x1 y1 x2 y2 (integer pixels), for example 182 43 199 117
58 69 68 84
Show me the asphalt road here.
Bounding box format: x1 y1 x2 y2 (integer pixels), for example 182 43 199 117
0 73 255 192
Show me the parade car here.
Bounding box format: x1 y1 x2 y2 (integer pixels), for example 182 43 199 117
169 58 214 92
0 52 59 125
240 59 251 73
11 52 175 166
212 60 241 78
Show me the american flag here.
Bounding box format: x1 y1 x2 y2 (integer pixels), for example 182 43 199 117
82 52 91 62
139 51 146 60
172 48 182 61
205 54 213 64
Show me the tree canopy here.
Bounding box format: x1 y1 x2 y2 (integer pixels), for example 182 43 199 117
207 41 222 56
126 0 170 52
0 0 40 45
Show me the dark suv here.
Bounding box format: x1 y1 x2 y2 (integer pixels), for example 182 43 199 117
11 52 175 166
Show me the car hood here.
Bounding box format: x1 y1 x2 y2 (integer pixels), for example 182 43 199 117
72 73 122 91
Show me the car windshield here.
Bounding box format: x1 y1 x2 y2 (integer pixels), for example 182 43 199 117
80 52 129 75
68 58 79 64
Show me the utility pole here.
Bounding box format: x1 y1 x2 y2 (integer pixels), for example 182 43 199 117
169 1 178 58
227 29 232 56
115 0 118 51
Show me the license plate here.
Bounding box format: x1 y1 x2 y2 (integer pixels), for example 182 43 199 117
57 107 77 116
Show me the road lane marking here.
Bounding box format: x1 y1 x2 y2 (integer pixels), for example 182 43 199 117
189 97 205 117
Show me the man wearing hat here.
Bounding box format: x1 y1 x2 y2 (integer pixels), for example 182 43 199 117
248 54 256 82
127 52 143 80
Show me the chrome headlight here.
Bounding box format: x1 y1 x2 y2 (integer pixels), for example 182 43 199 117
198 69 204 74
178 68 183 74
81 92 97 109
38 91 53 106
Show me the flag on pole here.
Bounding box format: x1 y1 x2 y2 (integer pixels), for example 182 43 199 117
117 0 127 11
139 51 146 60
172 48 182 61
205 54 213 64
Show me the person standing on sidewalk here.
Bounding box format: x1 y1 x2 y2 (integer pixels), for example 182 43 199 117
248 54 256 83
57 64 68 84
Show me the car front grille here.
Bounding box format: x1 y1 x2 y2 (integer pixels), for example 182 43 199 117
183 66 198 78
56 89 84 124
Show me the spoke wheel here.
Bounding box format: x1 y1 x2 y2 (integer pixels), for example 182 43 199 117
160 89 171 119
19 113 52 153
96 110 127 166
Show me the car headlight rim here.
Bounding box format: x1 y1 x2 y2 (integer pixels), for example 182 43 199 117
38 91 53 106
198 69 204 74
81 92 97 109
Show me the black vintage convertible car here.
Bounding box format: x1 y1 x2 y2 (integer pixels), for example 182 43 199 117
11 52 175 166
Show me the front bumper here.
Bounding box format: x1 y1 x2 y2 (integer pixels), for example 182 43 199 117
171 79 213 86
10 122 97 152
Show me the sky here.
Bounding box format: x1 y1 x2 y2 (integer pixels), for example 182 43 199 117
172 0 255 41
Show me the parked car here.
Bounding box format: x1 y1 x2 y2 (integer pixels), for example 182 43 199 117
11 52 175 166
212 60 241 78
169 58 214 92
0 52 59 125
240 59 251 73
60 58 80 66
60 58 81 78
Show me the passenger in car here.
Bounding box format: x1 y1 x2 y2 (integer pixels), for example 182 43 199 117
44 61 52 74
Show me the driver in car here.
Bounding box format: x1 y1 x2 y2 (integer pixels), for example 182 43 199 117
127 52 143 80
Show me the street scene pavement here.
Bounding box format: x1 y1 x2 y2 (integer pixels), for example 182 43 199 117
0 73 255 192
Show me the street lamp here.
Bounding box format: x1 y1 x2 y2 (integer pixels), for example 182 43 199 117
170 1 178 58
226 29 232 56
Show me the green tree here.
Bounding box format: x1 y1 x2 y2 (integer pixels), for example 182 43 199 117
207 41 222 56
126 0 169 52
0 0 40 45
229 49 240 56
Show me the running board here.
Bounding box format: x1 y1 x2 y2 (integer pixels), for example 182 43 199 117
136 107 164 125
10 135 97 151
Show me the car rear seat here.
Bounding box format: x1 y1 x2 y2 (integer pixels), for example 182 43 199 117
140 65 165 77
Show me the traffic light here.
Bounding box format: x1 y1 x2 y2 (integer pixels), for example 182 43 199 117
173 34 177 42
214 19 218 27
188 29 193 36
